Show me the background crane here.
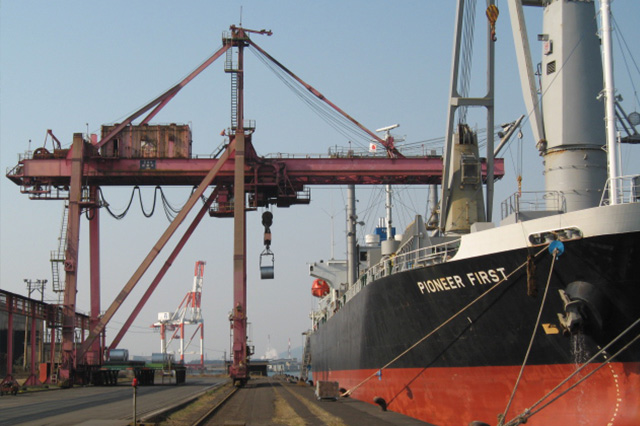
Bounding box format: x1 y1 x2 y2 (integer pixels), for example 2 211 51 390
152 260 206 369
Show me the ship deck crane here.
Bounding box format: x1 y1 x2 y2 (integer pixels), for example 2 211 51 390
5 24 504 385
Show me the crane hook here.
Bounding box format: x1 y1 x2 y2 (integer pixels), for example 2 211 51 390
486 5 499 42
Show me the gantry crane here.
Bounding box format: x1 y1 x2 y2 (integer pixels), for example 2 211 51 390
5 24 504 385
152 260 205 368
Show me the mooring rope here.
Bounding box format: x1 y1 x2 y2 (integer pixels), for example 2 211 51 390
499 247 559 425
503 317 640 426
341 245 549 398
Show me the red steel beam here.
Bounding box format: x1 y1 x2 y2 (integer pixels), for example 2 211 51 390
77 140 237 359
3 294 14 383
95 43 232 150
107 186 219 352
60 134 84 382
23 300 42 386
230 56 248 383
88 186 102 364
9 155 504 187
248 39 403 158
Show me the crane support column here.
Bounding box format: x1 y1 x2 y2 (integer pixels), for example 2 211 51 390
229 27 249 384
88 185 102 365
60 133 84 384
3 294 14 383
77 142 236 359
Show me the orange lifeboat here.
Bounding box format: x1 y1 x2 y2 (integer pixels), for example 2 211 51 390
311 279 330 298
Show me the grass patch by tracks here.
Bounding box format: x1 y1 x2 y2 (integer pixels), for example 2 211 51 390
272 386 307 426
157 382 233 426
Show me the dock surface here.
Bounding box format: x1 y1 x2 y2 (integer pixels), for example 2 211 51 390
198 377 431 426
0 376 432 425
0 376 225 426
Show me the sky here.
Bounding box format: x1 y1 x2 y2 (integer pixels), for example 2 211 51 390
1 1 639 362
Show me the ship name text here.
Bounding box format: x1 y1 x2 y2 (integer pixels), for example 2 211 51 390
416 267 507 295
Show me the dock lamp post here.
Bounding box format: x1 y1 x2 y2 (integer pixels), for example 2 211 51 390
24 279 47 301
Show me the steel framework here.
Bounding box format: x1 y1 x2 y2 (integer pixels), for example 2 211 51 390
0 289 92 386
5 25 504 384
152 261 206 367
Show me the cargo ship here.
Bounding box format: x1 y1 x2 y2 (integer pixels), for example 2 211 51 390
307 1 640 425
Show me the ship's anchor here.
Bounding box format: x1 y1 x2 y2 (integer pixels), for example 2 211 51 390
260 211 275 279
557 281 608 335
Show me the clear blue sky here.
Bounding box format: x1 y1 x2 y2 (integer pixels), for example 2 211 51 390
1 1 639 360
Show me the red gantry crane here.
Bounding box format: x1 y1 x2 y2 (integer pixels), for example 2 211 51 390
152 260 206 368
5 25 503 386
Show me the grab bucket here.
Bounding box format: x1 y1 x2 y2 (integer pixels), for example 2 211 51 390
260 249 275 279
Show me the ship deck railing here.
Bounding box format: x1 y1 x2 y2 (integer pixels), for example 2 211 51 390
500 190 566 220
600 174 640 206
344 238 462 304
315 238 461 325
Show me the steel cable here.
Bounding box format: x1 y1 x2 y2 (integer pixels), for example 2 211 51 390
503 317 640 426
499 247 559 425
342 244 549 398
248 47 374 151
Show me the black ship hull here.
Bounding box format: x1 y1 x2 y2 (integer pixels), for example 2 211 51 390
310 207 640 425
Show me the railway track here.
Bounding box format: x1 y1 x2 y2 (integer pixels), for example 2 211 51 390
190 377 350 426
163 376 429 426
192 385 239 426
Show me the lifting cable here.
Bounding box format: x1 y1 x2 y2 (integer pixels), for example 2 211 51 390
499 245 560 425
248 48 373 151
341 244 549 398
459 0 477 124
503 318 640 426
97 186 205 222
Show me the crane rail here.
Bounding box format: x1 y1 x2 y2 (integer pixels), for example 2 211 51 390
192 385 240 426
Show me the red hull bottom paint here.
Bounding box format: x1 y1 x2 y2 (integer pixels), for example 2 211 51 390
314 362 640 425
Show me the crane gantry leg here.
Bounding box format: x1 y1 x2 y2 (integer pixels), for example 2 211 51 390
59 134 84 384
88 185 102 366
77 141 237 362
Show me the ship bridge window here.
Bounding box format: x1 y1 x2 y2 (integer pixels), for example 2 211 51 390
461 154 480 185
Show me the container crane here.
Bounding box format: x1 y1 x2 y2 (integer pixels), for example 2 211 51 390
152 261 206 368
